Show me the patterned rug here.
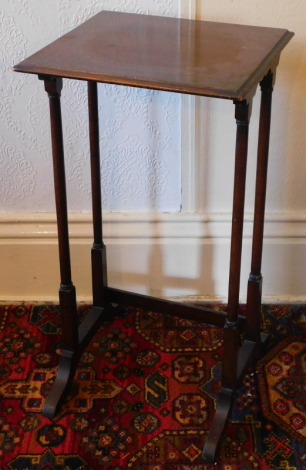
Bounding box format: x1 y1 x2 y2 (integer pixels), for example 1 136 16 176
0 303 306 469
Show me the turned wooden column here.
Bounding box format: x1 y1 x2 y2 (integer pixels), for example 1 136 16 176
245 69 275 343
222 99 252 391
44 76 78 351
88 81 108 307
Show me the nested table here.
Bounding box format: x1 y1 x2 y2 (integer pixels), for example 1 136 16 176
14 11 293 462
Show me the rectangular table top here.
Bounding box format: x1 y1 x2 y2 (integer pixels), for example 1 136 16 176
13 11 293 100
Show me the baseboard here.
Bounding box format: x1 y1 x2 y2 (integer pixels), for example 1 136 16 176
1 296 305 306
1 211 306 239
0 212 305 303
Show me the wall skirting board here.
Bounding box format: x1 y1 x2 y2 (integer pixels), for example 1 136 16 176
0 212 305 303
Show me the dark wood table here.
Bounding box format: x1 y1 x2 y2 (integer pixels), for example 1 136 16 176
14 11 293 462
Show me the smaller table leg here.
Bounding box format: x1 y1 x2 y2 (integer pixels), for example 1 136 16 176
88 81 108 307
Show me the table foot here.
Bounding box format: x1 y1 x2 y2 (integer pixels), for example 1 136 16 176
43 304 117 420
42 348 76 420
202 388 233 463
203 331 269 462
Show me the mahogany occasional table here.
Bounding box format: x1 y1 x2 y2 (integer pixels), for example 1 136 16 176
14 11 293 462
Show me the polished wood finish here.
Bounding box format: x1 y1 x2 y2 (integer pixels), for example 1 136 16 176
14 11 293 100
13 10 293 463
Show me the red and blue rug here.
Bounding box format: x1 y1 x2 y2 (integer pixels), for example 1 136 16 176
0 303 305 469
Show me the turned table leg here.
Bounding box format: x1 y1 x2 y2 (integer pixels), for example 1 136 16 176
42 78 117 419
42 76 78 418
88 81 108 307
203 99 252 462
223 99 252 389
246 70 275 343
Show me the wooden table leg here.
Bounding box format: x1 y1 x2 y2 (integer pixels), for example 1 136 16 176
42 78 117 419
246 69 276 344
42 76 78 419
88 81 108 307
203 99 252 462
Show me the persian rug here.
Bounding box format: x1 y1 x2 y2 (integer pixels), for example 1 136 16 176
0 303 305 469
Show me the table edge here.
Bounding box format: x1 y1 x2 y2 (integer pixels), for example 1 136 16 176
12 12 294 101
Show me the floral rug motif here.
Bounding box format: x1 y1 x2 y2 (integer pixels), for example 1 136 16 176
0 303 306 469
257 335 306 446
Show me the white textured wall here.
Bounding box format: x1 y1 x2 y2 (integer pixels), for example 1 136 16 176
1 0 181 212
195 0 306 214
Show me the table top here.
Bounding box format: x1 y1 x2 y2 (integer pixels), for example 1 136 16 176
13 11 293 100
